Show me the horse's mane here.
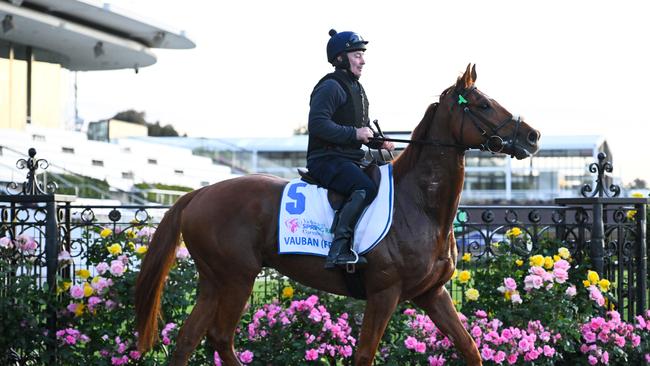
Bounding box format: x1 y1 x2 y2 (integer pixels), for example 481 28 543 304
392 86 455 180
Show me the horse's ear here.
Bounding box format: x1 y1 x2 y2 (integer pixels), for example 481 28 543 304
471 64 477 83
456 63 472 89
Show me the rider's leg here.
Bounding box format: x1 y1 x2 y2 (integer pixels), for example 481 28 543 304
325 189 367 268
322 160 378 268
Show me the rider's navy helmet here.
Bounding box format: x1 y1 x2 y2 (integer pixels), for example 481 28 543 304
326 29 368 64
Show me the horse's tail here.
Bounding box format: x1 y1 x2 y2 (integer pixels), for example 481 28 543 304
135 188 202 353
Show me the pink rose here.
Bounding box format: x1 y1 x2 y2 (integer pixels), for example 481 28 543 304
239 350 253 364
415 341 426 353
543 345 555 357
553 268 569 283
69 285 85 299
0 236 13 249
566 285 577 297
95 262 109 275
553 259 570 271
589 286 605 306
405 336 418 350
109 260 126 277
176 246 190 259
305 349 319 361
588 355 598 365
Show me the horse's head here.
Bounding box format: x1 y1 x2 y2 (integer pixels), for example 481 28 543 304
442 64 540 159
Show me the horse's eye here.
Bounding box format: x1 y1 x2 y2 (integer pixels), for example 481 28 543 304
480 103 490 110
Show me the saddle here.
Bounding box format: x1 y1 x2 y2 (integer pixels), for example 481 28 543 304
297 163 381 211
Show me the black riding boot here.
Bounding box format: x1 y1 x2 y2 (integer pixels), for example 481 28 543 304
324 190 369 269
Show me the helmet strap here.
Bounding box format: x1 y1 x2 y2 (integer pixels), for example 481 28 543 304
333 53 355 76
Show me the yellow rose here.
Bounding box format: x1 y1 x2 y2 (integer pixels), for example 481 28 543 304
451 269 458 280
127 241 135 250
529 255 544 267
57 281 72 295
558 247 571 259
507 227 523 237
99 228 112 238
458 270 472 284
83 282 93 297
462 253 472 262
504 291 511 300
632 192 644 198
543 256 554 270
626 210 637 220
598 279 611 292
553 255 561 262
91 276 101 284
107 243 122 255
126 230 137 239
76 269 91 279
583 280 592 288
282 286 294 299
465 288 479 301
587 270 600 285
74 303 85 317
135 245 148 254
515 259 523 267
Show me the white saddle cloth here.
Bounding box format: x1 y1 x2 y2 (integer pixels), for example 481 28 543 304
278 163 393 257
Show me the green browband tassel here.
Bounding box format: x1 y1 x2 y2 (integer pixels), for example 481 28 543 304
458 94 468 105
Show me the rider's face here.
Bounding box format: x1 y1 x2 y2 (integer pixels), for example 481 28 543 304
347 51 365 78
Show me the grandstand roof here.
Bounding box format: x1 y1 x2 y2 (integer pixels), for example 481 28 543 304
0 0 194 71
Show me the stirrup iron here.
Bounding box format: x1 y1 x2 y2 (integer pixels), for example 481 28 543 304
345 250 360 273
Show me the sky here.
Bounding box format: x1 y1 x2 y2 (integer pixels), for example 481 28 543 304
73 0 650 185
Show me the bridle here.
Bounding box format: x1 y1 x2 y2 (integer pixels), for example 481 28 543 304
370 86 524 156
457 86 523 154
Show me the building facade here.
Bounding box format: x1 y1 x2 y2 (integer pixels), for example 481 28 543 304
0 1 237 204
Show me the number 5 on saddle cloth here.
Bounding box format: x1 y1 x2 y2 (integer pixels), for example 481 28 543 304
277 163 394 258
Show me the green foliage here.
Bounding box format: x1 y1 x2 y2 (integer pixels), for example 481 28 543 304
0 260 52 364
112 109 181 137
40 173 110 198
133 183 193 193
113 110 147 124
3 226 650 365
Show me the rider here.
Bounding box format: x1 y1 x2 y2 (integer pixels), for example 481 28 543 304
307 29 395 269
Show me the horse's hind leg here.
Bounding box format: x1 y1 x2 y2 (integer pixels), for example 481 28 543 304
206 274 257 366
412 286 482 365
169 279 220 366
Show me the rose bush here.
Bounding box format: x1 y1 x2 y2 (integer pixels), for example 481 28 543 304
3 225 650 365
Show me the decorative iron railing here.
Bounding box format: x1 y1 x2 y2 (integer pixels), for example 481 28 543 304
1 148 648 362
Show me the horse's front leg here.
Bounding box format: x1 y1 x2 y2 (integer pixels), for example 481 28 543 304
355 287 400 366
412 285 482 365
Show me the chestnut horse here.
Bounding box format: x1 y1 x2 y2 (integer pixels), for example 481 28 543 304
135 64 540 365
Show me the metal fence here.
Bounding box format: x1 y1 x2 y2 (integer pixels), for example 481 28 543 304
452 202 648 320
1 149 649 360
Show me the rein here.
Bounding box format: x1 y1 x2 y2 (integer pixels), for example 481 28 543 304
371 87 523 156
368 136 467 150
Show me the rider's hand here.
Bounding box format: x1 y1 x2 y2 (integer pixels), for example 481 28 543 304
356 127 374 143
381 140 395 151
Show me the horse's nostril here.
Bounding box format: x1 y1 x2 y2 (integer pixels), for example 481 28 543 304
527 131 539 145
